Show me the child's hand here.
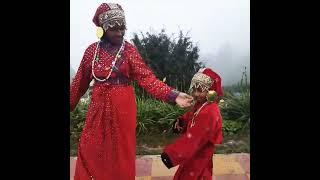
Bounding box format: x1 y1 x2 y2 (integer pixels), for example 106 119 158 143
174 119 183 132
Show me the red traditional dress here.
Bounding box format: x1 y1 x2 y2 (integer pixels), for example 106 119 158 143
161 68 223 180
70 40 179 180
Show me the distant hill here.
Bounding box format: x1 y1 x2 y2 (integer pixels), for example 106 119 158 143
200 43 250 86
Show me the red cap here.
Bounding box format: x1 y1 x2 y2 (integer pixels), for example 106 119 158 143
201 68 223 97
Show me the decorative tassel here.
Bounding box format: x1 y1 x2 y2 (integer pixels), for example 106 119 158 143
206 90 217 103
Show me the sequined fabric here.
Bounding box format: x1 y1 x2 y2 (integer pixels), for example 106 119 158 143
70 41 178 180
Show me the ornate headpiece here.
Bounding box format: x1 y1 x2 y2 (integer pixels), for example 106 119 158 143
93 3 126 30
189 72 213 93
189 68 223 98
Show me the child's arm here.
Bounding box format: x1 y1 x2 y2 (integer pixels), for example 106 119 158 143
172 110 192 134
162 111 218 168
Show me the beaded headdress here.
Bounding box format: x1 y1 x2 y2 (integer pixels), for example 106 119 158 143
93 3 126 30
189 68 223 98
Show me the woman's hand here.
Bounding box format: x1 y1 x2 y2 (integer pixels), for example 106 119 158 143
175 92 194 108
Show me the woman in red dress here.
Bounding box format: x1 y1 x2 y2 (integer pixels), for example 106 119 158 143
70 3 193 180
161 68 223 180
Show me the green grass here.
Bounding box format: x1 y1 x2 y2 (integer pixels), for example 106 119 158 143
136 131 179 155
71 130 249 156
136 130 250 155
215 131 250 154
70 135 78 156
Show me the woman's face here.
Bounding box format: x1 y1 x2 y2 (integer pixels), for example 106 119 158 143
104 24 126 45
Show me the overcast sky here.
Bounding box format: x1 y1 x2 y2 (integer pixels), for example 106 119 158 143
70 0 250 85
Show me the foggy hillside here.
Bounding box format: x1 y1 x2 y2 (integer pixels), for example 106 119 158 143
200 43 250 86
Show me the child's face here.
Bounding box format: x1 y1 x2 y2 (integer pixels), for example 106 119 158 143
191 87 208 103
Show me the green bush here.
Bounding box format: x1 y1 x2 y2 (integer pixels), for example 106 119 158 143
220 66 250 124
220 89 250 123
69 97 185 138
222 120 244 136
70 101 88 149
70 89 250 138
136 97 185 135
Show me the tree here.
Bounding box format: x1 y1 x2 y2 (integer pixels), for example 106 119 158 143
131 29 203 94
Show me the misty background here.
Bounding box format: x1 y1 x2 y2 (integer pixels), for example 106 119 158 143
70 0 250 86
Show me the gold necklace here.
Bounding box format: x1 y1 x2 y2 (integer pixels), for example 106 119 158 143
190 102 209 128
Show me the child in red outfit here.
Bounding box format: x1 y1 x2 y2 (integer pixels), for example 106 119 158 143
161 68 224 180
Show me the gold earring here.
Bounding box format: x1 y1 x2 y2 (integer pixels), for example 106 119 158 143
206 90 217 103
96 27 104 39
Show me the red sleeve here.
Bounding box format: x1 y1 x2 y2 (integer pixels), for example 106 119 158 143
178 111 191 122
70 45 94 111
164 110 217 166
128 45 179 103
